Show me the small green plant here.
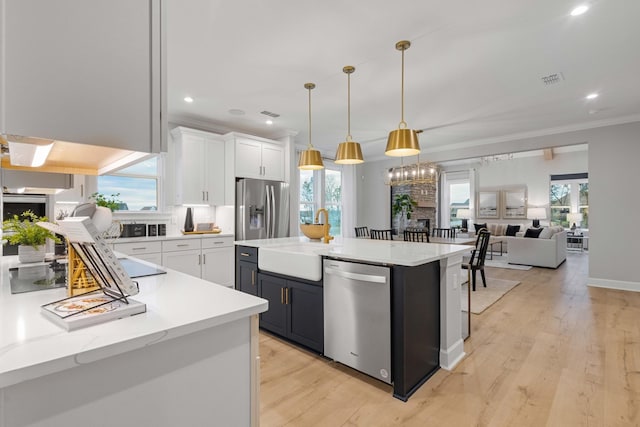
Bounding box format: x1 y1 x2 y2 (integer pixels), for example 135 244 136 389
392 194 417 220
2 210 61 248
90 192 123 211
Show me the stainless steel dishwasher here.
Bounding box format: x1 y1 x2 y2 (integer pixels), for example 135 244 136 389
323 258 391 384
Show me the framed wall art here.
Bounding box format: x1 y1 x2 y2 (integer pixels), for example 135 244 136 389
477 191 500 219
502 187 527 219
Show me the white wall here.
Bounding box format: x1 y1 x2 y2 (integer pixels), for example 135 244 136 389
475 150 588 225
357 121 640 291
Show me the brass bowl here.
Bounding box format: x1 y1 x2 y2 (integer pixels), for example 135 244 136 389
300 223 330 240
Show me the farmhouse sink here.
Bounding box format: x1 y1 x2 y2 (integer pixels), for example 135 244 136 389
258 243 325 281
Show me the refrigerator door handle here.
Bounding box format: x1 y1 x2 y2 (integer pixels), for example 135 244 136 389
265 185 271 238
270 185 276 238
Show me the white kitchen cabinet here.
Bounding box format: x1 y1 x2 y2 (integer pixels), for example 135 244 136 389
171 127 225 206
162 248 201 278
114 241 162 265
1 0 166 153
231 134 285 181
201 237 234 287
55 175 86 204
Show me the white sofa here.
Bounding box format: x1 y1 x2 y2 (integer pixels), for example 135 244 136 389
507 228 567 268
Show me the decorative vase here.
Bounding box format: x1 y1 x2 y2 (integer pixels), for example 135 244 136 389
184 207 194 232
18 245 46 263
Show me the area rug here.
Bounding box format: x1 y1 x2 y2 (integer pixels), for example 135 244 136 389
484 255 532 270
461 278 521 314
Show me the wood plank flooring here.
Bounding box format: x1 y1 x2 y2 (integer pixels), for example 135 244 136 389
259 252 640 426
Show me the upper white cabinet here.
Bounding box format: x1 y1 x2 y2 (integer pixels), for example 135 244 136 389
0 0 166 153
171 127 225 206
55 175 86 203
229 134 285 181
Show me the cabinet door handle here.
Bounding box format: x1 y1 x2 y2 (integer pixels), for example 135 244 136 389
206 191 209 201
202 254 206 264
132 247 147 251
285 287 289 305
213 241 224 245
251 270 256 285
177 244 189 247
240 252 251 257
202 191 206 201
198 254 201 265
80 184 84 198
281 287 285 305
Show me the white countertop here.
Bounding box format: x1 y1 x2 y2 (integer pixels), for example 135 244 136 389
0 255 267 388
234 236 470 266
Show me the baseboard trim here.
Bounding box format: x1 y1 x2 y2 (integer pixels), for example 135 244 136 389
439 339 465 371
588 277 640 292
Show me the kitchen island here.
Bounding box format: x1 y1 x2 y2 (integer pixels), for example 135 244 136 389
235 236 469 401
0 255 267 427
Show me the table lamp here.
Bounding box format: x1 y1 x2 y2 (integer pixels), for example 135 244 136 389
527 207 546 228
567 212 583 231
456 209 472 232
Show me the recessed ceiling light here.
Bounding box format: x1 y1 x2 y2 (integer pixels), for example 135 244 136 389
265 120 273 125
184 96 194 103
586 93 599 100
228 108 246 115
570 5 589 16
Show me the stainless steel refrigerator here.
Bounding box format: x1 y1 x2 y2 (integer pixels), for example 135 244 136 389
236 178 290 240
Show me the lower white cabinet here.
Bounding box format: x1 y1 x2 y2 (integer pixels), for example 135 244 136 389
201 238 234 287
162 248 202 277
161 237 235 287
114 241 162 265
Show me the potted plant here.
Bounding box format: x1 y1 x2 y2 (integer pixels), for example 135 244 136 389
90 192 124 212
2 210 61 263
392 194 417 233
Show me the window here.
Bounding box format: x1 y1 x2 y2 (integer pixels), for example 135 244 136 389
299 169 315 224
449 182 470 227
97 156 160 211
325 169 342 236
549 173 588 228
298 161 343 236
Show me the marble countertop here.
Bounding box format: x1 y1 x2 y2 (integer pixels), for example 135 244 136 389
0 255 267 388
234 236 470 267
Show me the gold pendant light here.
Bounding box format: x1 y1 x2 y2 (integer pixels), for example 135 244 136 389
298 83 325 170
385 40 420 157
335 66 364 165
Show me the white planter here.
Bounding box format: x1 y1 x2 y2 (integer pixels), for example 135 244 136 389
18 245 46 263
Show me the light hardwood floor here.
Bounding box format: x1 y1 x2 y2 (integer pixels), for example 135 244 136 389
259 252 640 426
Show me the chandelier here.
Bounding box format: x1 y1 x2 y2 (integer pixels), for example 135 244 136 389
384 158 439 186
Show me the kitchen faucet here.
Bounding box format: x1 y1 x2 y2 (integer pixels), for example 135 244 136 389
315 208 333 244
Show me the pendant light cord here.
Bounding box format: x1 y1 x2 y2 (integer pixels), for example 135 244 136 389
308 86 312 148
400 47 406 128
347 71 352 141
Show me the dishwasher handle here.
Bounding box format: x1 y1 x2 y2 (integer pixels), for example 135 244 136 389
324 266 387 283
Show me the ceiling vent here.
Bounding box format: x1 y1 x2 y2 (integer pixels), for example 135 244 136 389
541 73 565 86
260 110 280 118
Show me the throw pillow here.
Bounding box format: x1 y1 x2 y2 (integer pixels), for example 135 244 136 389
524 227 543 238
505 225 520 236
474 223 487 233
538 227 554 239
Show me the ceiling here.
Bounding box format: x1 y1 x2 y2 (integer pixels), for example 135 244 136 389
166 0 640 162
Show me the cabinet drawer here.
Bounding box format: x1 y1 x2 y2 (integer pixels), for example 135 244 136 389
114 241 162 255
162 239 201 252
236 245 258 263
202 236 234 249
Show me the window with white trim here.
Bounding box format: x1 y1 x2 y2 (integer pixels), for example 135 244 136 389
549 173 588 228
97 156 160 211
298 160 343 236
